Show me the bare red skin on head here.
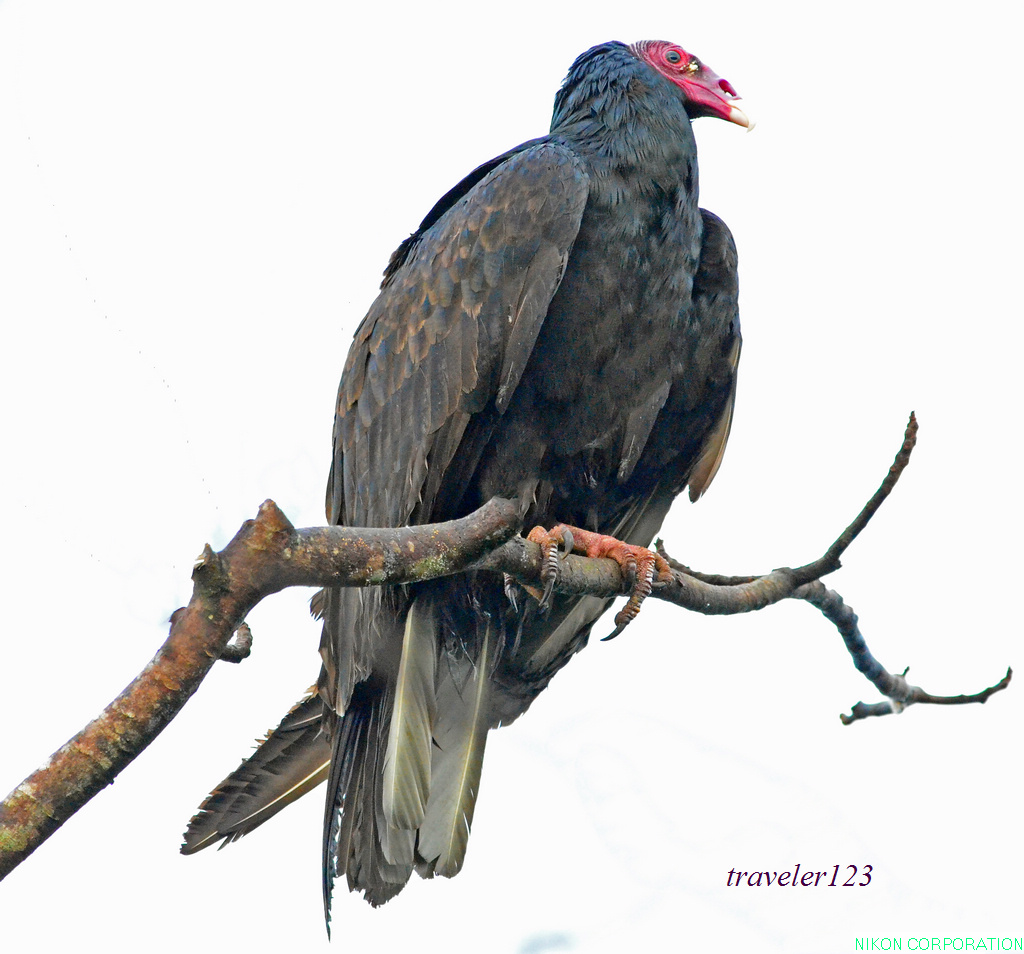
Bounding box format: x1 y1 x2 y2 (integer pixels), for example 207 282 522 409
630 39 748 126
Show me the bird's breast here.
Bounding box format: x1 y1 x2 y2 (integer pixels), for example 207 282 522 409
473 182 702 513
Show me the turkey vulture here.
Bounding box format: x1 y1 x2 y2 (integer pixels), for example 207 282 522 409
183 39 748 925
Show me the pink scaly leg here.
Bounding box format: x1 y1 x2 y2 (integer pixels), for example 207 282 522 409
526 524 673 639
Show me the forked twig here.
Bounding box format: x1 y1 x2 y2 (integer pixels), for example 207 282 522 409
654 413 1011 722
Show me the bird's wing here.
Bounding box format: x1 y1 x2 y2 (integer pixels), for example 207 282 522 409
318 141 590 715
330 139 589 529
684 209 741 500
498 209 741 691
628 207 741 503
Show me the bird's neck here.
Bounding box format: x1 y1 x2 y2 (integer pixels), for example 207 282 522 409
552 70 699 198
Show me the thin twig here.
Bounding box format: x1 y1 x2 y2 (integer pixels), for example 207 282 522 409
647 413 1010 723
788 411 918 584
658 411 919 586
838 668 1013 724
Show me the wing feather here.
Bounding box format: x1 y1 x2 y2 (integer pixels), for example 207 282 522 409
320 142 589 715
685 210 741 500
687 337 740 500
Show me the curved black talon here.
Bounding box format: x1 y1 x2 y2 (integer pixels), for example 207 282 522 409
539 527 573 610
503 573 520 613
601 558 657 640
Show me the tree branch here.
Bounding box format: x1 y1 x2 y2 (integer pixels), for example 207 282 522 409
0 414 1010 882
648 413 1011 722
0 496 521 879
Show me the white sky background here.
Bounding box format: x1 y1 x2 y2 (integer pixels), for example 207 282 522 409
1 1 1019 951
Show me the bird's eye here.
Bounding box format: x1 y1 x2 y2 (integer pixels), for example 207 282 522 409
664 49 682 65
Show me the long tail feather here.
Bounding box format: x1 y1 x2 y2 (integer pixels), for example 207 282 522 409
322 689 369 933
382 599 436 829
182 688 330 854
364 705 414 896
417 623 492 878
322 684 414 932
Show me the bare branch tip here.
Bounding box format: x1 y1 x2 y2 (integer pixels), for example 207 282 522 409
191 543 231 596
901 412 918 452
990 666 1013 694
256 499 295 533
192 544 219 580
839 700 896 725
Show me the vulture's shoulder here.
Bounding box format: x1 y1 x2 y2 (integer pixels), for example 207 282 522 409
381 137 580 286
329 139 590 527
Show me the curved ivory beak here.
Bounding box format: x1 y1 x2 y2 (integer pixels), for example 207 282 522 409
682 64 754 130
728 104 754 130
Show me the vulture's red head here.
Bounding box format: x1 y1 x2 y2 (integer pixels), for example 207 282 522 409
631 40 751 128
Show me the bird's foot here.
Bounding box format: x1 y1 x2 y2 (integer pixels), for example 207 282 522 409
526 524 672 638
502 573 545 612
524 525 576 609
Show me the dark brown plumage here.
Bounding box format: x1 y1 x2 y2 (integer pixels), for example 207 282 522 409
182 39 746 929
